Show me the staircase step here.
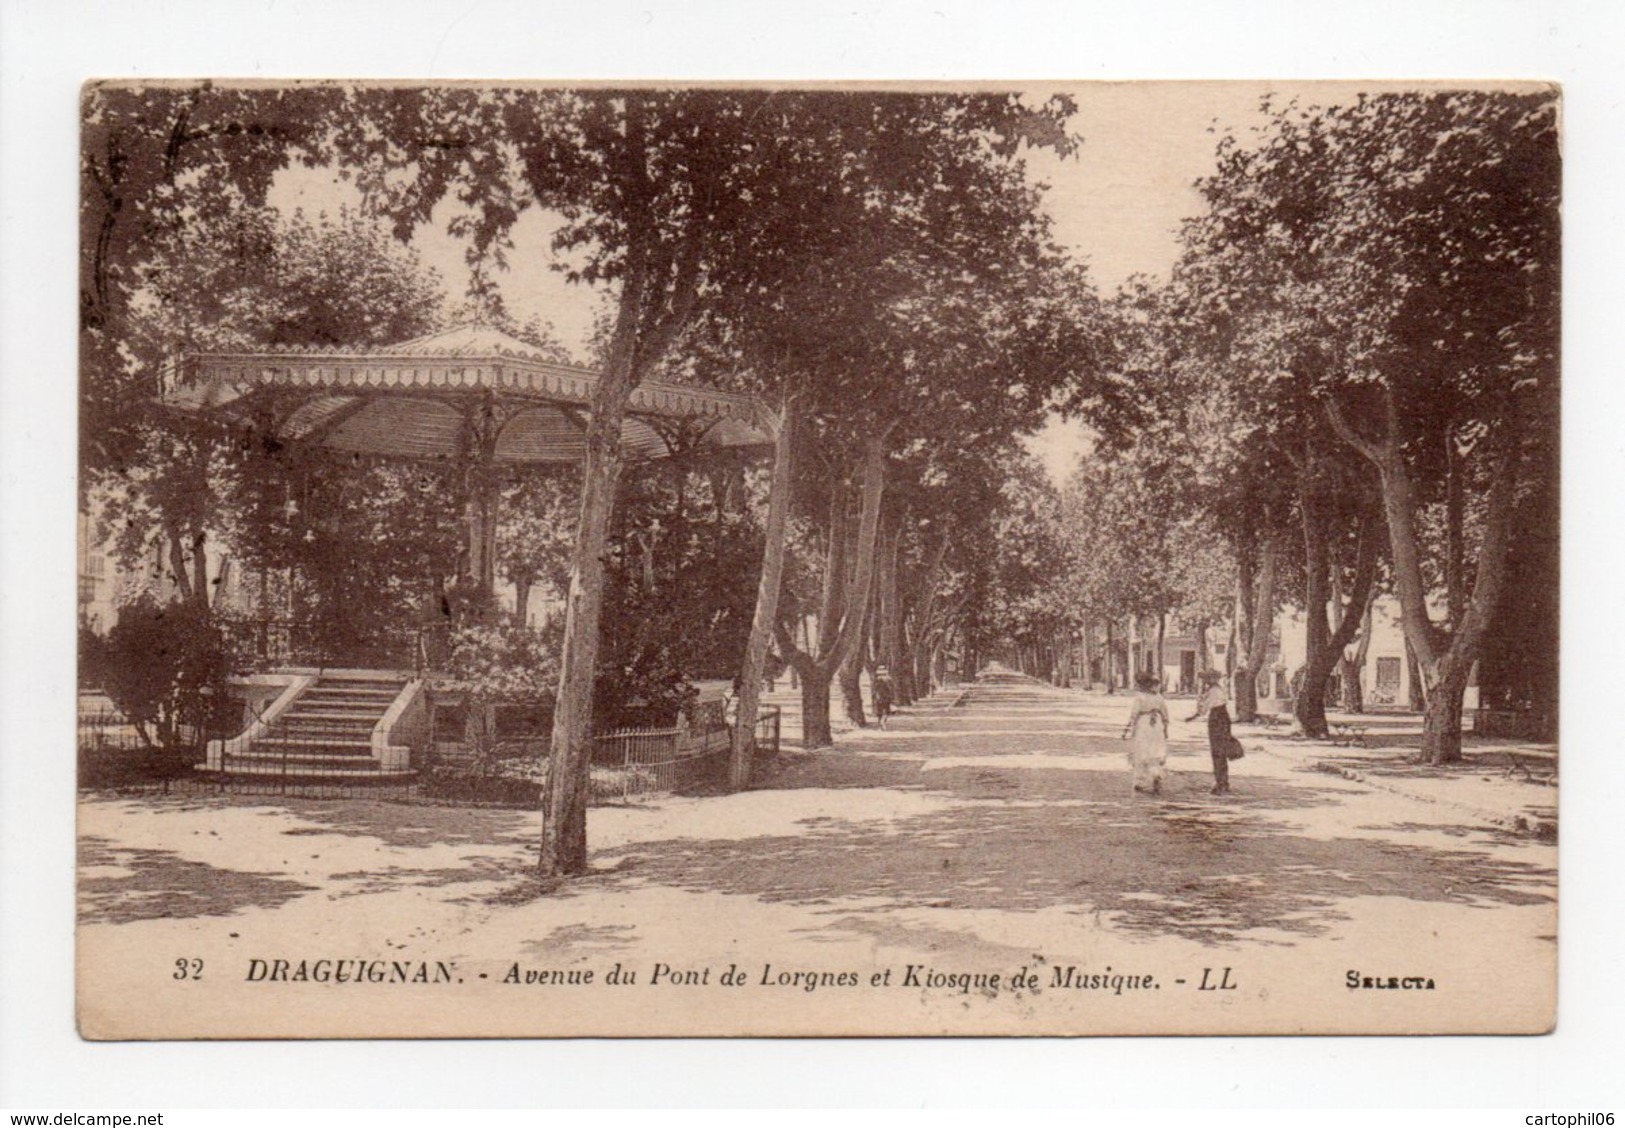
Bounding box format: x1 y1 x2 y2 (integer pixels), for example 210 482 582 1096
313 680 406 690
230 753 382 768
279 728 380 737
283 708 389 721
253 738 375 754
302 687 402 698
318 692 404 700
213 671 419 780
212 762 417 781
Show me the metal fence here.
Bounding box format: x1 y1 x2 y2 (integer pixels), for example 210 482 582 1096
594 705 781 802
184 772 423 802
80 700 784 805
78 706 150 755
215 616 429 673
78 705 204 790
752 705 782 758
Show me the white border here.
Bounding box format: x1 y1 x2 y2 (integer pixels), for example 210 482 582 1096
4 0 1622 1109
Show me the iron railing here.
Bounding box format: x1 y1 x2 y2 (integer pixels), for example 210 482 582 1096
78 705 150 755
752 705 782 757
78 704 204 790
215 616 430 673
595 725 685 800
592 705 780 801
82 698 784 804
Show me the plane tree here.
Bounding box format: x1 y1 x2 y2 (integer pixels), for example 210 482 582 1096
1196 91 1559 761
333 86 1079 870
1169 154 1387 736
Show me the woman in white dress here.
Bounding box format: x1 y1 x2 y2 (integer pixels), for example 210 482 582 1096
1121 672 1169 796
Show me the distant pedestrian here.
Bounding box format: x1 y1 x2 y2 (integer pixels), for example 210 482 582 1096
872 666 895 729
1122 672 1169 796
1187 670 1234 795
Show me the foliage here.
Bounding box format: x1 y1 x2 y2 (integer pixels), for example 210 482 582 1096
90 202 453 639
224 451 468 655
81 82 345 479
440 619 563 706
494 468 579 619
1183 89 1558 563
78 623 112 690
436 619 563 766
100 596 232 749
596 461 767 724
957 452 1070 658
421 767 542 807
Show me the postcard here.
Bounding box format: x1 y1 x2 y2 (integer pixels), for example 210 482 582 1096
76 79 1558 1038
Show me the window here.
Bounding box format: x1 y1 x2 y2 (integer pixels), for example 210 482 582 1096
79 575 97 604
1371 656 1402 705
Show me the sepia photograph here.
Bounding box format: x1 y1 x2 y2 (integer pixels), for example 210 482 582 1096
69 77 1562 1041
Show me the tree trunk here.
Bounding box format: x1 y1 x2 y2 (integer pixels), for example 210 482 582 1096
729 394 796 790
876 515 904 700
912 629 933 699
540 220 689 876
1155 613 1166 688
1421 653 1474 764
826 437 889 683
777 478 848 749
837 605 869 727
541 391 626 876
800 673 833 749
165 524 195 605
772 435 888 749
512 573 533 628
1233 663 1258 722
1324 395 1520 766
1294 483 1332 737
1341 589 1376 713
1406 637 1425 713
1297 507 1379 738
905 535 947 700
1445 429 1466 630
1232 534 1277 723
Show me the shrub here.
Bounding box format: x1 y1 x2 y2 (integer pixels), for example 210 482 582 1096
434 619 561 768
101 597 231 751
79 623 111 690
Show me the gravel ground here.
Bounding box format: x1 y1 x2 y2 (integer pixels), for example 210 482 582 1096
76 673 1557 1038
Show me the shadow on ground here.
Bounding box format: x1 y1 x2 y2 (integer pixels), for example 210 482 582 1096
79 836 318 925
275 799 535 849
77 799 537 924
598 751 1555 947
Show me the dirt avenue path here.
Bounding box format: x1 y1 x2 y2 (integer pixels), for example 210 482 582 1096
77 671 1557 1037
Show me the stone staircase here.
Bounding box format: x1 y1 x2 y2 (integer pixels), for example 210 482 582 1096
215 672 420 780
